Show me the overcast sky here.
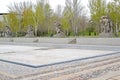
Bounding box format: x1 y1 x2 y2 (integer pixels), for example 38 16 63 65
0 0 112 16
0 0 89 13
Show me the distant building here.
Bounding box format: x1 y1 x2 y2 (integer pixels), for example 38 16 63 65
0 13 9 21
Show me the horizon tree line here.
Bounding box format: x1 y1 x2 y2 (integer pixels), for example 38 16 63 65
0 0 120 37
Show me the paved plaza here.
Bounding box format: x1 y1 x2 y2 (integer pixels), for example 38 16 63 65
0 45 116 67
0 43 120 80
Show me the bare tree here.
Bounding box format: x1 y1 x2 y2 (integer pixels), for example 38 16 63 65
8 1 33 14
65 0 85 36
55 5 63 18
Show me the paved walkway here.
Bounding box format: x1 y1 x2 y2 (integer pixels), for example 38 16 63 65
0 43 120 80
0 45 116 67
106 75 120 80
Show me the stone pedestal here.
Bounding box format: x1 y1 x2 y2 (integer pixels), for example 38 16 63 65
68 38 76 44
25 32 34 37
99 32 114 38
53 32 65 38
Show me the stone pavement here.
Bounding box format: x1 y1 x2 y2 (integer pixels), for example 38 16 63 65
107 75 120 80
0 45 116 67
0 43 120 80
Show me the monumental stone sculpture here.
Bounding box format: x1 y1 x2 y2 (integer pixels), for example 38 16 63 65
99 16 114 37
53 22 65 38
5 26 12 37
25 25 34 37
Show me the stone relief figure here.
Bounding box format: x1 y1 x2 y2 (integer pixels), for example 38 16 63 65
5 25 12 37
100 16 113 33
53 21 65 38
25 25 34 37
99 16 114 37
